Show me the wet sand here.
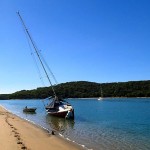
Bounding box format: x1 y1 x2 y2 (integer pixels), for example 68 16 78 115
0 106 84 150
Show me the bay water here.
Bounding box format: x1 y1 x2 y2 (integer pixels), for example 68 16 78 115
0 98 150 150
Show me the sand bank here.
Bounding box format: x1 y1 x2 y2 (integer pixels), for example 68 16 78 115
0 106 84 150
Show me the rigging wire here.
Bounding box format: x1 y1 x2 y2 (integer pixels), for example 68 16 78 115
23 28 46 87
39 50 58 85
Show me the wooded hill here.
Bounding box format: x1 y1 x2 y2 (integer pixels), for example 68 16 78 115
1 80 150 100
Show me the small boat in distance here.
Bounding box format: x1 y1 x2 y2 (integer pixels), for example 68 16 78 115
98 84 104 100
98 97 103 100
17 12 74 119
23 106 37 113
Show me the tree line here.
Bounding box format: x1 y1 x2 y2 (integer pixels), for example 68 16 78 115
1 80 150 100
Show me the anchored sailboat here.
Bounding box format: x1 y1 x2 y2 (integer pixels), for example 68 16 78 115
98 84 103 100
17 12 74 119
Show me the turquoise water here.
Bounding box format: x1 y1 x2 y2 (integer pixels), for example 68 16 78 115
0 98 150 150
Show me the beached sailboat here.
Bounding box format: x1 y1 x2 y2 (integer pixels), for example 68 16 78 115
17 12 74 119
45 98 74 118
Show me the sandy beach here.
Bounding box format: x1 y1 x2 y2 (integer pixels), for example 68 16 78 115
0 106 84 150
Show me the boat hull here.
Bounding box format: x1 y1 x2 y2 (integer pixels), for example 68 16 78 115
47 111 68 117
47 109 74 119
23 108 37 112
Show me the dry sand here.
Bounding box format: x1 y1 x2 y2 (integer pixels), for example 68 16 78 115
0 106 84 150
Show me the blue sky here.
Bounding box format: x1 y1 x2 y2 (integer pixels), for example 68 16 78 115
0 0 150 94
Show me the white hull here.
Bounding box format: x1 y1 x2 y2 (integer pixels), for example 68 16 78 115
98 97 103 100
46 102 74 119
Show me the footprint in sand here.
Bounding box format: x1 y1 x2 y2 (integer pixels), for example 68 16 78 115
16 138 27 149
17 141 23 144
21 146 27 149
17 137 21 141
0 112 5 115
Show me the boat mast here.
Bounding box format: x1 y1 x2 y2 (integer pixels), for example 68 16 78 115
17 11 56 97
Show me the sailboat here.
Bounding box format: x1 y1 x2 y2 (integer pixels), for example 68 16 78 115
17 12 74 119
98 97 103 100
98 84 103 100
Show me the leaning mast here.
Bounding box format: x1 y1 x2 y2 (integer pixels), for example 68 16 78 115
17 11 56 97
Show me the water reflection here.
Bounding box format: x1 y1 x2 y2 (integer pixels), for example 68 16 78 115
23 111 36 117
46 115 75 132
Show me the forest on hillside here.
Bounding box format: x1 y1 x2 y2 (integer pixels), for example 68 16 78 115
1 80 150 100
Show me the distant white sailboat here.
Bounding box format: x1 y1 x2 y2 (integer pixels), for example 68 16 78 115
98 84 103 100
98 97 103 100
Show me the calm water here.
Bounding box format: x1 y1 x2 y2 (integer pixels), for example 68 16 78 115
0 98 150 150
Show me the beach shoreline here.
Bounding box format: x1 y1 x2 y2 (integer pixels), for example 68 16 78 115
0 106 84 150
